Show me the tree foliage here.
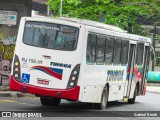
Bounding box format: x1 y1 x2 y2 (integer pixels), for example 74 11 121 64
48 0 160 35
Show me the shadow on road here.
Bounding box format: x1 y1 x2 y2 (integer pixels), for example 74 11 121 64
19 99 138 111
14 100 142 117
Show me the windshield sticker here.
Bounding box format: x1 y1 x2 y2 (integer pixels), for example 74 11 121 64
25 24 60 31
30 66 63 80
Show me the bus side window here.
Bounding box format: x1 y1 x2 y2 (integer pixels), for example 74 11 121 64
121 40 129 65
86 33 96 64
136 43 144 65
113 38 122 64
105 37 114 64
96 35 105 64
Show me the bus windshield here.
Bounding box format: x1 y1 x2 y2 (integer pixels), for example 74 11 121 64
23 21 79 51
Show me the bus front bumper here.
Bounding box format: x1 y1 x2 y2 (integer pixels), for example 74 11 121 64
9 76 80 101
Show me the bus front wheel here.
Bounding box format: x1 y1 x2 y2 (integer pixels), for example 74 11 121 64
40 97 61 106
94 86 108 110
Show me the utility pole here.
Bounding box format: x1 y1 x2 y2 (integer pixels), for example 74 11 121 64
60 0 63 17
152 24 157 71
47 5 50 17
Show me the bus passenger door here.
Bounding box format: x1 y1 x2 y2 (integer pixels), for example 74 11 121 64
140 45 149 95
124 44 136 97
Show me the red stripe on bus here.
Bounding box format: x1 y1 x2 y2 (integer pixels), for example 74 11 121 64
31 66 62 80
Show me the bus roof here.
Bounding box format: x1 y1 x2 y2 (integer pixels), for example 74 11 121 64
57 17 151 43
22 17 152 43
57 17 127 33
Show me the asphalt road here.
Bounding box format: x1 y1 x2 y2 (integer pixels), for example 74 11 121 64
0 92 159 120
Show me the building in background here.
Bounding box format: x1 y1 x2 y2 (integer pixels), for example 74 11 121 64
32 0 47 16
137 18 160 71
0 0 32 87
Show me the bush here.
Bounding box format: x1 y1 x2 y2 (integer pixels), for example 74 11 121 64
156 57 160 66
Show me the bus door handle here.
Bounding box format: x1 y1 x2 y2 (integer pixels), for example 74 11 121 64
43 55 51 59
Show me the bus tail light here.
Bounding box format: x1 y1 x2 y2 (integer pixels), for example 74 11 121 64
67 64 80 89
13 54 21 81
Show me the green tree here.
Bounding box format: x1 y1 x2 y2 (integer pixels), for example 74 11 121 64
48 0 160 35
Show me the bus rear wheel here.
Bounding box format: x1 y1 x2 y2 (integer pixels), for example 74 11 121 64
40 97 61 106
128 86 137 104
94 86 108 110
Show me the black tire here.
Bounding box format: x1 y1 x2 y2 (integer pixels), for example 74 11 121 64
128 86 137 104
40 97 61 106
94 86 108 110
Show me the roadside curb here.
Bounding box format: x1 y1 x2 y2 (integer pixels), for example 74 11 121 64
146 91 160 94
146 86 160 94
147 83 160 87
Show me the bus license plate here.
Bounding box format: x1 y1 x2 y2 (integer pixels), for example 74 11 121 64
37 79 49 85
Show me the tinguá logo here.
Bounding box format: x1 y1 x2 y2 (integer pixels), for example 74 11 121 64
50 62 71 68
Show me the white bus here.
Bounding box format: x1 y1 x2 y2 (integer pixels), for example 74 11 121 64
10 17 152 110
